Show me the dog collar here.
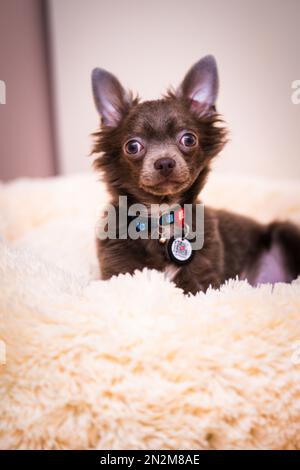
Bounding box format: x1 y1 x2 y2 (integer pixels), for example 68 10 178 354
128 207 194 265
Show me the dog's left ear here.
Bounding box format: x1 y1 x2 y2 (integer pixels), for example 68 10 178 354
177 55 219 114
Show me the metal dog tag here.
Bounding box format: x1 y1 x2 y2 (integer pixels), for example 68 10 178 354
167 237 193 265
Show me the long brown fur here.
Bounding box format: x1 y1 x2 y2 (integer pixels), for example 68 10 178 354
91 61 300 294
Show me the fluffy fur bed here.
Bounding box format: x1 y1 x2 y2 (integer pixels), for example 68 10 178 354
0 172 300 450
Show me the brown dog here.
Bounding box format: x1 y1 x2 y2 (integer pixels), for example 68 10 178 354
91 55 300 294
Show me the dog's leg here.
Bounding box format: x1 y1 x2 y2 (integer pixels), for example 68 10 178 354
97 238 148 279
173 265 222 295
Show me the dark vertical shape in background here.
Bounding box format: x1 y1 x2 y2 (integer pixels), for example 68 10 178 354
41 0 59 175
0 0 57 180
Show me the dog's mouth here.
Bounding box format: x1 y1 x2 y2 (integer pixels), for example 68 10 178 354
140 177 191 196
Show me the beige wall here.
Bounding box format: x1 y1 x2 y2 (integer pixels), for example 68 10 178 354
48 0 300 179
0 0 56 180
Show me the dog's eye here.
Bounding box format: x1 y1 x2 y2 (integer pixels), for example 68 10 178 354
180 133 198 147
124 139 144 155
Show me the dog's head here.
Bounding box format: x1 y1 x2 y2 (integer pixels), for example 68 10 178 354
91 55 227 204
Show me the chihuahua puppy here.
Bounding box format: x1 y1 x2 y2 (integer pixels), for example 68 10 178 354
91 55 300 294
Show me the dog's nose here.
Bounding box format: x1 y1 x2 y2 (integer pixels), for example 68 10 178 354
154 157 176 177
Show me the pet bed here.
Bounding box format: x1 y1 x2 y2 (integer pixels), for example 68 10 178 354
0 171 300 449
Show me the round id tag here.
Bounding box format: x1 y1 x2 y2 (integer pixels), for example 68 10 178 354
167 237 193 265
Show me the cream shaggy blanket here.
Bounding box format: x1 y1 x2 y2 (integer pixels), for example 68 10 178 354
0 172 300 450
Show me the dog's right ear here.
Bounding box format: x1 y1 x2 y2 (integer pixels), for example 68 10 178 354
91 68 129 127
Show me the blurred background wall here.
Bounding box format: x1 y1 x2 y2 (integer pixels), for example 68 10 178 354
48 0 300 179
0 0 56 180
0 0 299 180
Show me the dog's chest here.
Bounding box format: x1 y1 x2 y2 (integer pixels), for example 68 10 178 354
142 238 182 280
